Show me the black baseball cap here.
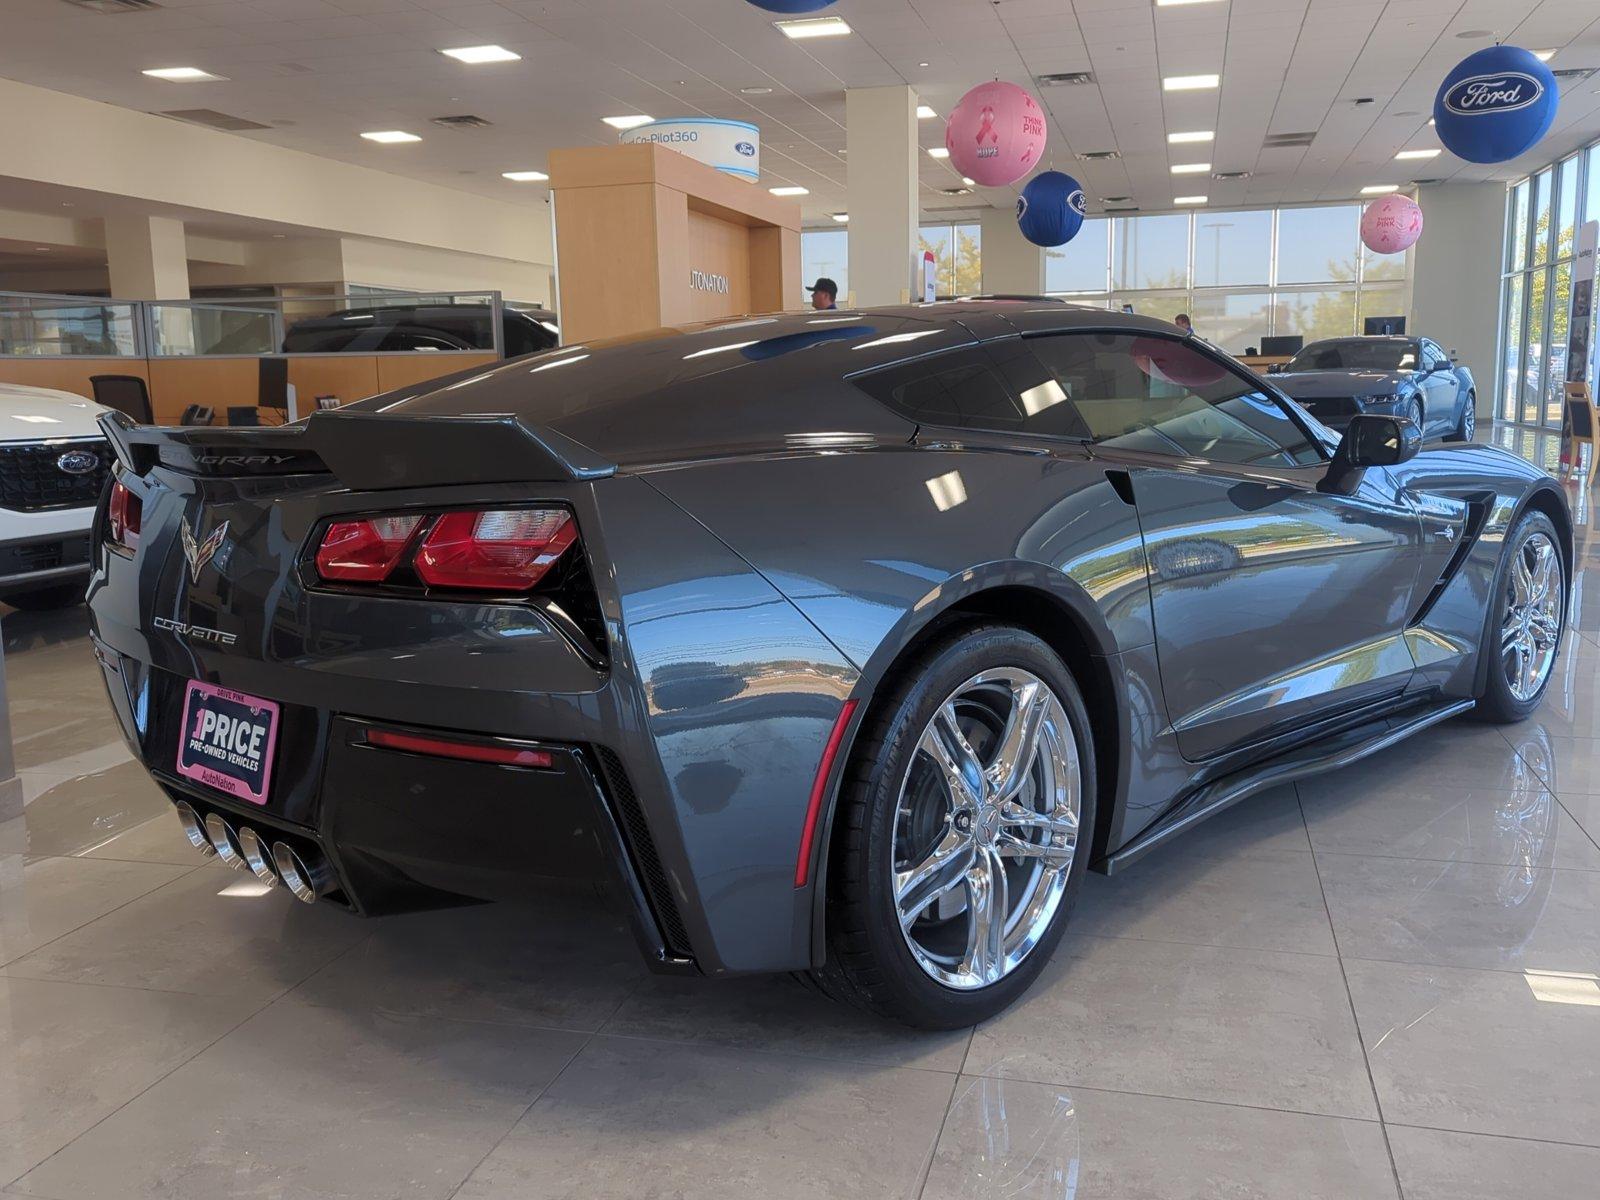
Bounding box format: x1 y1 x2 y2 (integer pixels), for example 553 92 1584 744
808 277 838 297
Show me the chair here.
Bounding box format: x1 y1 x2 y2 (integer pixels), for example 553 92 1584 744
258 356 290 425
226 406 261 427
89 375 153 424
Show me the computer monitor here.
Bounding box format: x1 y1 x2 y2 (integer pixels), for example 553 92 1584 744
1364 316 1406 336
1260 335 1303 356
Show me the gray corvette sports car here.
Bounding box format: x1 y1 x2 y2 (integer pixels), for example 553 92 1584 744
89 302 1568 1027
1274 335 1477 443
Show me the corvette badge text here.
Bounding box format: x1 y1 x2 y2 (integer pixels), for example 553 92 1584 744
153 617 238 646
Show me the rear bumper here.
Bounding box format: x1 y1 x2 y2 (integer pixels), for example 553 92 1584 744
94 642 696 973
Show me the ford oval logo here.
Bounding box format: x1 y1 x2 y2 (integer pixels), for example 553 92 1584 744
1443 71 1544 117
1068 189 1087 216
734 141 756 157
56 449 99 476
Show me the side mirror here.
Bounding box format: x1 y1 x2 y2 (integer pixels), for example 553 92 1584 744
1319 413 1421 495
1266 363 1285 374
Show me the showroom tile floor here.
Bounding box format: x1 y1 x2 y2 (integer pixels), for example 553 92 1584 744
2 424 1600 1198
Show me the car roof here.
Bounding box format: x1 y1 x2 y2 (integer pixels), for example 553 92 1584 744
350 300 1197 467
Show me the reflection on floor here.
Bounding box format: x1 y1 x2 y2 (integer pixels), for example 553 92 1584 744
3 421 1600 1198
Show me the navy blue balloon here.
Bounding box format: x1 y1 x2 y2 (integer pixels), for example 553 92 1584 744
1016 171 1087 248
1433 45 1558 164
744 0 838 12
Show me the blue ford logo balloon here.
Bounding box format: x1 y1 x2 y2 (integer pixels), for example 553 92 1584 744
1433 45 1558 164
744 0 838 12
735 141 756 157
1016 171 1087 248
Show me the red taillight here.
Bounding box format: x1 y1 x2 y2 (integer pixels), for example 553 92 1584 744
108 480 142 551
414 508 576 591
365 727 553 769
315 515 423 582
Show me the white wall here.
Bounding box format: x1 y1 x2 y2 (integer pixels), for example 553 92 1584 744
0 78 552 271
1411 183 1507 418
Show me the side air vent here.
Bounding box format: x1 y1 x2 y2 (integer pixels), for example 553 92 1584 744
1076 149 1122 162
1213 170 1252 180
432 114 493 129
1038 71 1094 87
159 109 272 132
1553 67 1596 82
60 0 160 11
592 746 693 959
939 186 974 196
1264 131 1317 149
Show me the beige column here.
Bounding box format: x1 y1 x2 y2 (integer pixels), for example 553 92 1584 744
846 86 920 307
103 214 190 299
979 206 1046 295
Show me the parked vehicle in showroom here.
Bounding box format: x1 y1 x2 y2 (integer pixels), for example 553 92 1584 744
280 303 559 357
1274 335 1477 443
88 303 1567 1027
0 382 112 610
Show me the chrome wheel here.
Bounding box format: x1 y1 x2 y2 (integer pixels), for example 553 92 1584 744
1502 530 1561 702
1462 400 1476 441
891 667 1081 991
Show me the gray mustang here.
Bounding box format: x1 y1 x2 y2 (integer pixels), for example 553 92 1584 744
1274 335 1477 443
90 302 1567 1028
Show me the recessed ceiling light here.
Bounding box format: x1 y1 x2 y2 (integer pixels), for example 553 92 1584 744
360 130 420 143
1361 184 1399 194
774 16 852 39
917 105 937 119
1174 195 1208 204
1171 162 1211 174
927 147 951 159
831 212 849 222
961 177 977 187
142 67 226 82
1395 148 1440 160
602 115 654 130
1456 29 1493 39
770 186 809 196
32 247 49 252
740 86 774 95
1532 49 1556 62
1169 130 1214 144
501 170 549 182
918 61 930 68
1156 0 1225 6
439 45 520 64
1163 74 1220 91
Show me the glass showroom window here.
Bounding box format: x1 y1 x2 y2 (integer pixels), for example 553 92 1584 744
1046 202 1403 354
1501 140 1597 427
799 228 848 305
919 222 982 296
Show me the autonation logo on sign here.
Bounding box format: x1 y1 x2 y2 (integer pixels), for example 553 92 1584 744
620 118 761 181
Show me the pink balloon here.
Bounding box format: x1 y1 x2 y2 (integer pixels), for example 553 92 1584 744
1130 337 1229 389
1361 194 1424 255
945 81 1048 187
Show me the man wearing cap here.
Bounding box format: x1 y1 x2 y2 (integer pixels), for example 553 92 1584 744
809 278 839 311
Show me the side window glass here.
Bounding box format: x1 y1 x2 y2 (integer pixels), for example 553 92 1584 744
854 348 1025 431
1025 331 1323 468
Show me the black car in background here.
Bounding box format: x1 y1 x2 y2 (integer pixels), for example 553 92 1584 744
281 303 559 357
1274 336 1476 443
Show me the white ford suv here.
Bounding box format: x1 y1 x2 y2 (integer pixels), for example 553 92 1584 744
0 383 112 610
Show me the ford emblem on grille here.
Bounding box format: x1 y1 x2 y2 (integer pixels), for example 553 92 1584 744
56 449 100 476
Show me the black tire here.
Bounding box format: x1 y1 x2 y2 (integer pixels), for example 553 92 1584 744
1402 394 1425 440
1446 391 1476 443
3 582 86 611
808 623 1096 1029
1475 509 1565 723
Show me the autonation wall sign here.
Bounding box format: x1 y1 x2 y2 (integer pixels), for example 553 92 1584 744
620 118 760 181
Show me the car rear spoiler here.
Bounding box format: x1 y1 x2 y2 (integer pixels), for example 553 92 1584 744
98 409 616 489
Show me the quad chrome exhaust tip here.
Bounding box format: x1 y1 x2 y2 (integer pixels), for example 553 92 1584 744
236 826 279 889
272 841 334 905
174 801 216 858
203 812 249 871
